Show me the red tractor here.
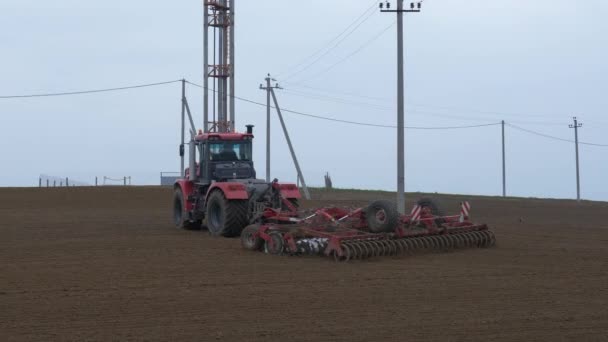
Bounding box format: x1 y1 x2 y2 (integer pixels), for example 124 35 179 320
173 125 301 237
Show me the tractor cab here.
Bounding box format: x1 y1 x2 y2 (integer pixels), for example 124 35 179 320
175 124 301 236
188 126 256 184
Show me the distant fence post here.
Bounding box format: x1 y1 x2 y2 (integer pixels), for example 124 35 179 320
39 178 42 187
46 179 49 187
95 177 98 186
53 181 56 187
124 177 127 186
66 177 69 187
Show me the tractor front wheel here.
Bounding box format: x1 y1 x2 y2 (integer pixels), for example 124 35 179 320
206 190 249 237
173 188 200 230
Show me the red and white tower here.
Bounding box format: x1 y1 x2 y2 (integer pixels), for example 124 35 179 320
203 1 235 133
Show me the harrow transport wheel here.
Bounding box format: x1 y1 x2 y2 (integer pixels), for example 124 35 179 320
206 190 249 237
417 197 446 225
365 200 399 233
173 188 200 230
265 232 285 255
241 225 263 251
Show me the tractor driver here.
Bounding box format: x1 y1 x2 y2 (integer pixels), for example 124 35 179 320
218 143 238 161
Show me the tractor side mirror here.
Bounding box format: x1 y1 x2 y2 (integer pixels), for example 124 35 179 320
179 144 185 157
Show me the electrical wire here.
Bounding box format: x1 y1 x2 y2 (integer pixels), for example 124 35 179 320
0 80 182 99
285 83 390 102
284 83 575 122
280 88 393 111
279 3 379 82
186 80 501 130
288 20 396 85
507 123 608 147
281 88 524 123
4 79 603 140
276 0 378 79
283 86 571 125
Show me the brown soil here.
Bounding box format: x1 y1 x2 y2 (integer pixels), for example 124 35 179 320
1 187 607 341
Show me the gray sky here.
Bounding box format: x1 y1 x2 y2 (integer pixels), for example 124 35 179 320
1 0 607 200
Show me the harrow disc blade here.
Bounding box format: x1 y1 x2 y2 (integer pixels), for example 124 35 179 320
332 229 496 262
343 244 353 262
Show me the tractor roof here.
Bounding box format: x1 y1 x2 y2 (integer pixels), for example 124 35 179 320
195 131 253 142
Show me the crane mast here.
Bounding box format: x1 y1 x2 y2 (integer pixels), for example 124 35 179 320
203 0 235 133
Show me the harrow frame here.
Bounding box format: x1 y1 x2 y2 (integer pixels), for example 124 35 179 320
242 200 496 261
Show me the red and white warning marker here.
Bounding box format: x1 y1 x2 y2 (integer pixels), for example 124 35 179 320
459 201 471 223
410 204 421 223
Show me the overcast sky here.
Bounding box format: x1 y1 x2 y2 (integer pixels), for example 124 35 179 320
1 0 606 200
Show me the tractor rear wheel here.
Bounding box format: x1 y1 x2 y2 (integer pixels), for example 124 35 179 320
206 190 249 237
173 188 200 230
365 200 399 233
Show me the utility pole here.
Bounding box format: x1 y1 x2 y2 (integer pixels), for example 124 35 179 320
269 87 311 200
569 117 583 202
259 74 281 182
180 79 186 177
502 120 506 197
380 1 421 214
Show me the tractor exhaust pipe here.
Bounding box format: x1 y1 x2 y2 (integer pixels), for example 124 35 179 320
246 125 254 134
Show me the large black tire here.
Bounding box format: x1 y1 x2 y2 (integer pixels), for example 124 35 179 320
365 200 400 233
416 197 445 225
173 188 201 230
206 190 249 237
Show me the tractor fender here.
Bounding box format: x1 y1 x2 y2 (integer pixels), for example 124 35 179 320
207 182 249 200
275 183 301 199
174 179 195 211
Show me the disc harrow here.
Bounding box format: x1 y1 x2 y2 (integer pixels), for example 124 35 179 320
241 198 496 262
334 230 496 261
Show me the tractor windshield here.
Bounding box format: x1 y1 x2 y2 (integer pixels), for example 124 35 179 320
209 141 252 162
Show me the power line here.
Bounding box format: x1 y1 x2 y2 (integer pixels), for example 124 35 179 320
279 3 379 82
283 86 572 125
0 80 182 99
285 83 389 102
276 0 378 79
284 83 578 122
186 80 500 130
6 78 602 138
281 88 543 124
287 20 396 85
280 88 392 111
506 123 608 147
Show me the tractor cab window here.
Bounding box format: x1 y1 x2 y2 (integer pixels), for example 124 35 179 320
209 141 252 162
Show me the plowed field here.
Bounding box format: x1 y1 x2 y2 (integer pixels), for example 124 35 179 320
2 187 607 341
